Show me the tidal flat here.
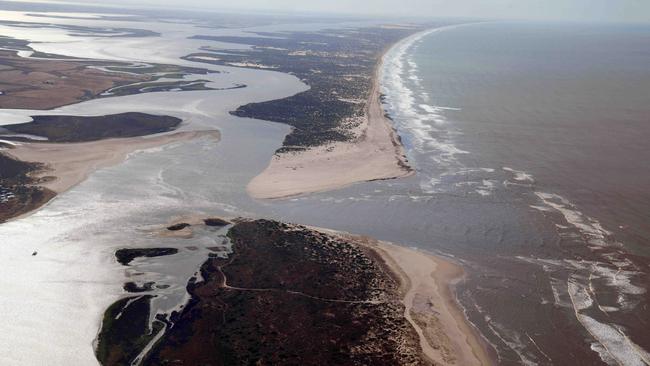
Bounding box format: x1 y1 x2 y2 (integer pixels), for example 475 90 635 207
0 5 648 366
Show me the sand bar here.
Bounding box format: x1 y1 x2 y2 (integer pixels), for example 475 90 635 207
247 52 413 199
5 130 219 195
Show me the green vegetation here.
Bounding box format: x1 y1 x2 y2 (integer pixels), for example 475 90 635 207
114 248 179 266
95 295 164 366
141 219 423 365
187 26 435 151
0 154 53 223
1 113 182 143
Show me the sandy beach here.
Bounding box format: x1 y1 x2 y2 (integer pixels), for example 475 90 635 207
247 52 413 199
319 229 493 365
374 241 493 365
3 130 219 216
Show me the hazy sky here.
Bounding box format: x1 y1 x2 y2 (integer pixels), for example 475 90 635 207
14 0 650 23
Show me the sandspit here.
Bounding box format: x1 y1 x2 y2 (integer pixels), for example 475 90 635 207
247 52 413 199
4 130 219 217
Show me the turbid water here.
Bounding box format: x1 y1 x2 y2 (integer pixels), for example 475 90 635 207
0 8 649 366
259 22 650 365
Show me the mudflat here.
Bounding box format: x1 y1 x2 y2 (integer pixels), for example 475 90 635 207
0 50 146 110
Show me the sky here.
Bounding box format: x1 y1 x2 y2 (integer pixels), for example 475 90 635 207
9 0 650 23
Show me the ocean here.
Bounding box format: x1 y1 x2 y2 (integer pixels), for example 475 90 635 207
379 21 650 365
265 21 650 365
1 12 649 365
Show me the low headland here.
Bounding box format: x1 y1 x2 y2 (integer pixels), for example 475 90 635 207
96 218 493 365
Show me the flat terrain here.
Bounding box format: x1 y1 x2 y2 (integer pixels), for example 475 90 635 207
247 54 413 198
95 218 491 365
189 26 423 150
0 112 219 222
187 26 436 197
1 112 182 142
0 153 53 222
0 49 145 110
0 34 219 110
5 130 219 195
145 219 425 365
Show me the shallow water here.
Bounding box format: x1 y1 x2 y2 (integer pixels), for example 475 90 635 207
0 10 649 366
0 10 304 365
249 21 650 365
374 22 650 365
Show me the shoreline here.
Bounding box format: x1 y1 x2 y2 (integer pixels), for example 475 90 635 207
373 242 494 365
3 130 219 222
106 218 491 364
246 42 414 200
318 228 494 365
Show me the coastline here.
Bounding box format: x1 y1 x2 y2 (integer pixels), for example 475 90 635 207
373 242 494 366
103 218 491 365
246 43 414 199
319 228 494 365
3 130 219 221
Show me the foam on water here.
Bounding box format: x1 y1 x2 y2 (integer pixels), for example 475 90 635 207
533 192 612 248
381 25 475 193
503 167 535 183
383 23 650 363
517 251 648 364
568 278 650 366
0 11 310 366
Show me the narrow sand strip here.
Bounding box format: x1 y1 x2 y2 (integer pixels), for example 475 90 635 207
318 229 494 365
7 130 219 194
247 52 413 199
372 241 493 366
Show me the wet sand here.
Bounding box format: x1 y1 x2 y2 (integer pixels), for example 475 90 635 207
247 52 413 199
321 229 494 365
4 130 219 213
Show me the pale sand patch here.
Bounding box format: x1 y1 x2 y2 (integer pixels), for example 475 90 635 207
247 53 413 199
6 130 219 194
320 228 494 366
373 242 494 366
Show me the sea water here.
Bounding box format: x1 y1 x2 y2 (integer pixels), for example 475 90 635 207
272 21 650 365
1 11 649 365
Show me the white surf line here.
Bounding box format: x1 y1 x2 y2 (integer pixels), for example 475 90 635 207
567 279 650 366
382 23 497 195
525 332 552 363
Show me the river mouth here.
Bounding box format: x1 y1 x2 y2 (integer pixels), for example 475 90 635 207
0 7 649 366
